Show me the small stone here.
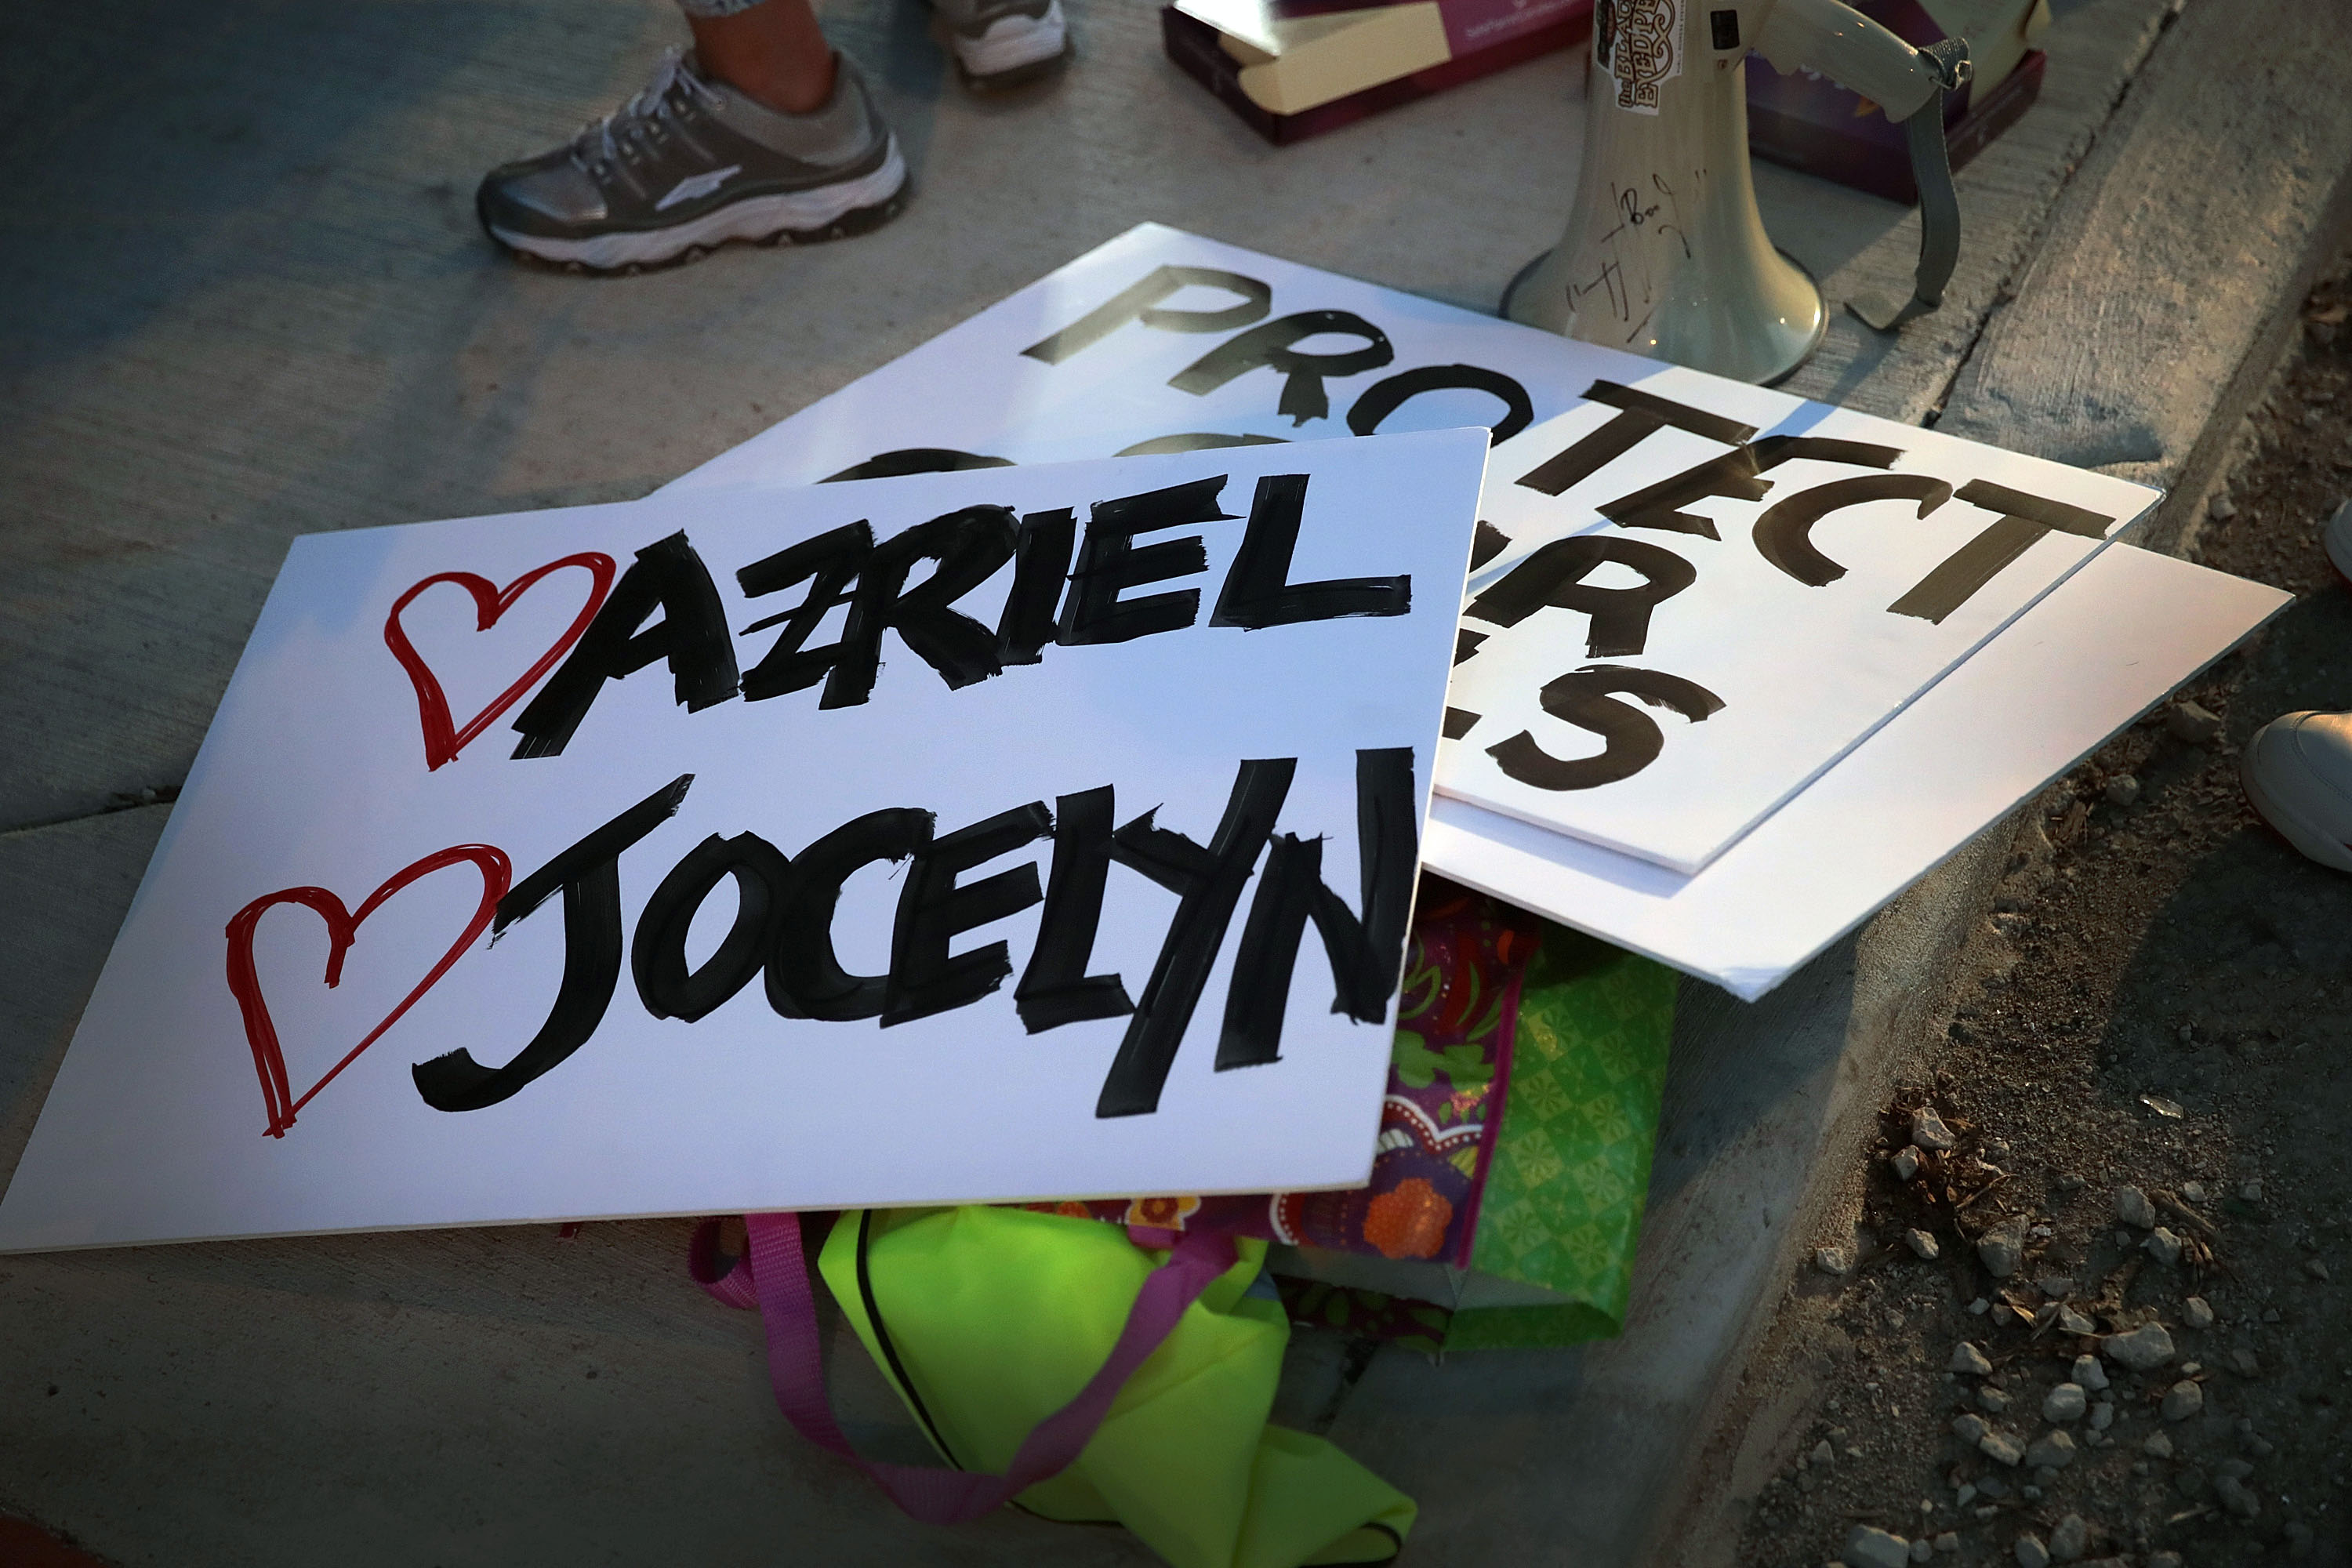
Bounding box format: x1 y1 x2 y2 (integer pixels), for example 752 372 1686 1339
1907 1228 1942 1260
2014 1532 2050 1568
1951 1341 1994 1376
2151 1554 2183 1568
1911 1541 1933 1565
2114 1185 2157 1229
2056 1172 2085 1192
1934 1534 1958 1555
1952 1413 1991 1444
1813 1439 1835 1465
2044 1383 2087 1422
2145 1227 2183 1265
2103 775 2141 806
2073 1353 2110 1391
2216 1472 2260 1519
1980 1386 2009 1414
1955 1484 1977 1508
1976 1474 2010 1500
2163 1380 2205 1421
2233 1347 2262 1377
2024 1430 2077 1470
1817 1245 1853 1276
2183 1296 2215 1330
2244 1179 2264 1202
2285 1519 2316 1559
2143 1431 2175 1458
1912 1107 1958 1151
2035 1274 2076 1300
2166 701 2223 746
1981 1430 2024 1467
2058 1306 2098 1337
1893 1145 1925 1180
2180 1179 2207 1203
2090 1401 2114 1431
2307 1258 2332 1282
1845 1525 1914 1568
2103 1323 2176 1370
2048 1514 2089 1563
1978 1220 2026 1279
1969 1297 1990 1316
2210 494 2238 521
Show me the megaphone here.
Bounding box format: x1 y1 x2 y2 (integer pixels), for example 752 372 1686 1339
1504 0 1973 384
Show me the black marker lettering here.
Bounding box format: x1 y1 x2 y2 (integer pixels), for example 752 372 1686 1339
1022 265 1273 365
1467 535 1695 656
1170 310 1394 426
1454 629 1487 663
631 832 793 1022
1346 365 1535 445
1210 473 1410 629
1487 666 1725 790
1016 786 1138 1033
1888 479 2114 624
1753 474 1955 587
1057 476 1237 646
511 533 739 758
822 448 1014 483
1096 758 1292 1118
765 808 932 1022
884 802 1052 1026
736 521 873 702
1443 708 1482 739
1218 748 1417 1070
825 505 1018 708
1515 380 1758 496
1114 433 1290 456
1599 448 1771 539
996 509 1075 666
1751 435 1903 472
1470 521 1512 570
412 775 691 1111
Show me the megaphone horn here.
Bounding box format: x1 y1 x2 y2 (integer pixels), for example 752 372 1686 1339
1506 0 1972 385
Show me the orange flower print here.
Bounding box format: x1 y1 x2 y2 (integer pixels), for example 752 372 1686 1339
1363 1178 1453 1260
1123 1195 1201 1230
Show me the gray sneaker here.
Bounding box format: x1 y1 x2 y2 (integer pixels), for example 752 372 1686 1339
477 49 906 272
933 0 1069 86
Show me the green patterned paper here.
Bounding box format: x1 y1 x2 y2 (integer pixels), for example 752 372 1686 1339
1451 925 1677 1350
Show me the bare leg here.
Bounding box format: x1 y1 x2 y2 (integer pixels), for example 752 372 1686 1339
684 0 837 115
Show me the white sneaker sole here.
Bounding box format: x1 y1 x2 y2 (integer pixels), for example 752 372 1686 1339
2241 742 2352 873
490 140 906 270
953 3 1069 79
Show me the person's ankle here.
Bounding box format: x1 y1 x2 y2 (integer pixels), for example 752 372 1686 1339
719 50 835 116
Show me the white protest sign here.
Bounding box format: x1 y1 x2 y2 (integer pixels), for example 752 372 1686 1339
1447 390 2153 870
0 432 1486 1252
666 224 2158 877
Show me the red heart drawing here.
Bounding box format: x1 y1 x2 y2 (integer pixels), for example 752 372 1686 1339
384 553 616 771
224 844 512 1137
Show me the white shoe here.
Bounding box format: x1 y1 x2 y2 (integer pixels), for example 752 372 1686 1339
932 0 1069 85
2327 497 2352 584
2242 709 2352 873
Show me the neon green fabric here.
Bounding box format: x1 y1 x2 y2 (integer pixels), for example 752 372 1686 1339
818 1206 1414 1567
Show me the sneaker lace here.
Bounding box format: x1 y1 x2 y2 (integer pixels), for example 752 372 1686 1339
568 48 721 192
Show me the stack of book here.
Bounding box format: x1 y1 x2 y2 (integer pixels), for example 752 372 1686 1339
1163 0 1592 145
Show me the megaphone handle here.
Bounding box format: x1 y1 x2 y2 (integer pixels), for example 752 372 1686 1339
1853 37 1972 333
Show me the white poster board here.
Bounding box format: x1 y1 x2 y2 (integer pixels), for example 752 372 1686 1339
0 433 1486 1252
666 224 2158 877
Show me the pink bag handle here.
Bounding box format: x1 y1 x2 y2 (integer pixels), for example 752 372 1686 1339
691 1210 1239 1526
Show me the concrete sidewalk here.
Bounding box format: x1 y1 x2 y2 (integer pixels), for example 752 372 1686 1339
5 0 2350 1563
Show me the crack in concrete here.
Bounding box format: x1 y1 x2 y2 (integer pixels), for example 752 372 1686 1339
1 788 180 844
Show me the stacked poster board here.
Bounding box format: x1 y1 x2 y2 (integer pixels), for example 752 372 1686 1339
0 223 2287 1250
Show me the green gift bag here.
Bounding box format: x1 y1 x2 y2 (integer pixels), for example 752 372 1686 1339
1273 923 1679 1352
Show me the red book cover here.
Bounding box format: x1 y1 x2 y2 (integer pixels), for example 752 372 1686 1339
1163 0 1592 147
1744 0 2045 204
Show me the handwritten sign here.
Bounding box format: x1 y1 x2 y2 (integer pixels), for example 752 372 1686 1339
670 224 2159 874
0 433 1485 1251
